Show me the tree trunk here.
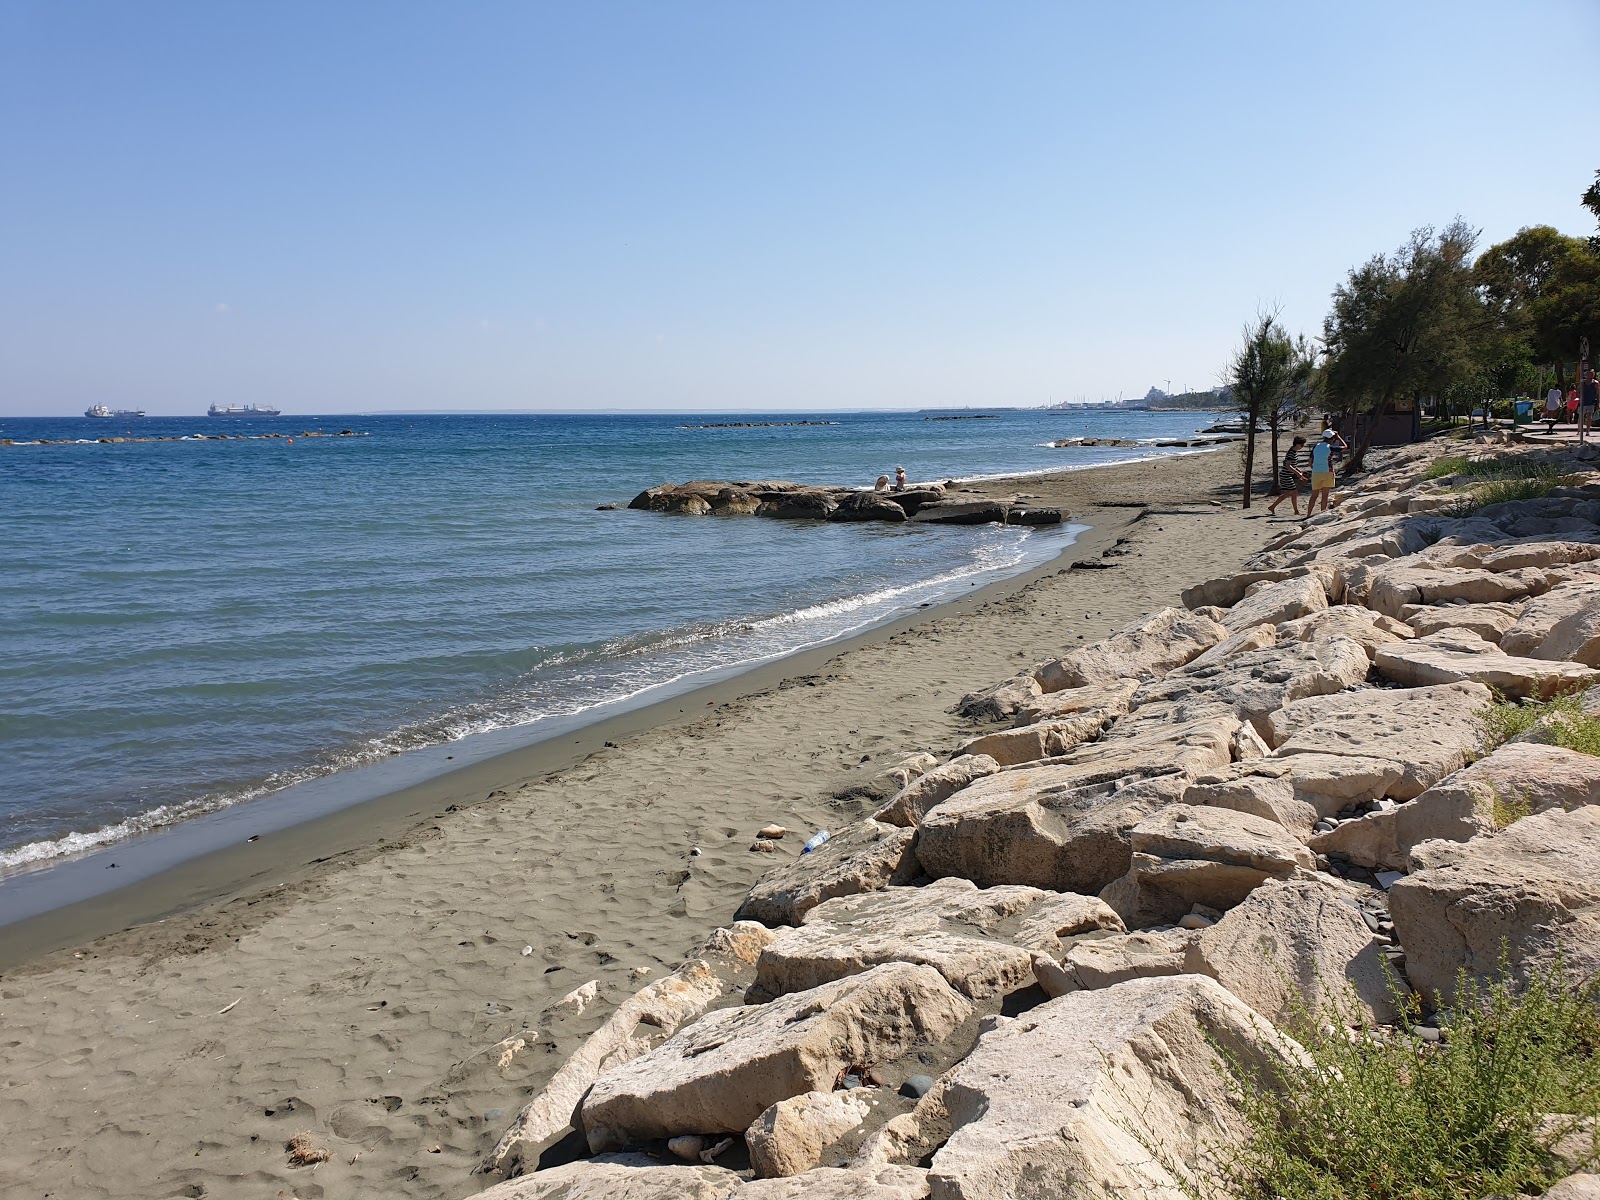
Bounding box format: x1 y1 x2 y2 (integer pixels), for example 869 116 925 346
1268 419 1282 496
1241 418 1257 509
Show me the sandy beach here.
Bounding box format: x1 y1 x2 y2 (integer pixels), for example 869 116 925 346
0 448 1282 1200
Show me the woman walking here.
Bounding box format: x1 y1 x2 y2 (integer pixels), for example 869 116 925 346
1266 435 1309 516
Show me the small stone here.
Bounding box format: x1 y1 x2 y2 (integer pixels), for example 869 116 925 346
667 1135 706 1161
901 1074 936 1099
1415 1026 1441 1043
629 966 653 980
1177 914 1215 930
521 945 534 956
1375 870 1404 890
1314 819 1337 834
1360 911 1382 933
841 1073 863 1089
757 825 788 839
750 840 777 853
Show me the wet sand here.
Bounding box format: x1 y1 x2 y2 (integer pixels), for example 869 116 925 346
0 448 1281 1200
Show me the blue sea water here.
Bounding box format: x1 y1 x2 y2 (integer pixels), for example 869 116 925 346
0 408 1224 872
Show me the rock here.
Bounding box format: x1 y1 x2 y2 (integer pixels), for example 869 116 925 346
916 771 1189 894
756 491 839 520
1389 806 1600 1007
738 1165 933 1199
1546 1174 1600 1200
1035 928 1194 995
712 487 761 515
746 1090 871 1178
1184 773 1318 839
954 714 1108 767
1265 681 1491 799
910 500 1009 525
752 877 1049 1000
1535 604 1600 668
1222 573 1328 631
473 1153 740 1199
1185 623 1278 669
955 672 1043 723
1374 629 1599 700
580 963 972 1149
551 980 599 1017
1182 567 1306 610
829 492 909 522
873 755 1001 828
1500 579 1600 656
1127 635 1371 728
1034 607 1228 693
1364 563 1552 620
1011 891 1126 952
483 923 777 1172
1100 805 1313 927
1188 877 1403 1026
926 976 1300 1200
1402 600 1523 641
668 1135 707 1161
1277 605 1413 659
1014 678 1139 727
1193 753 1410 826
758 825 788 840
877 487 946 515
738 819 920 927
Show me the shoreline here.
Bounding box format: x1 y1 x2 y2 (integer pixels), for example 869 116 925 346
0 445 1283 1200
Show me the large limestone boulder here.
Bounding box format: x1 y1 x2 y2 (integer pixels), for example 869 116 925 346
1182 567 1306 610
1034 607 1227 693
1100 805 1313 927
954 714 1107 768
1265 681 1491 799
737 819 920 927
1403 600 1523 642
955 671 1042 723
580 963 973 1149
916 772 1188 894
746 1090 872 1178
1034 928 1193 995
1188 877 1402 1026
1014 677 1139 727
739 1165 932 1199
1186 623 1278 669
474 1154 740 1199
1187 753 1409 835
1126 635 1370 728
1389 806 1600 1007
1374 629 1600 700
484 922 777 1173
1364 563 1552 619
1311 740 1600 871
1221 573 1328 631
1501 579 1600 657
926 975 1300 1200
1535 605 1600 667
1070 706 1241 778
873 755 1000 828
1277 604 1413 660
753 878 1054 1000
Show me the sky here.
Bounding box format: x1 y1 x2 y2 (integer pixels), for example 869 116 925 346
1 1 1596 416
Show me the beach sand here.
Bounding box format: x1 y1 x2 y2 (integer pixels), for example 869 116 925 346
0 449 1283 1200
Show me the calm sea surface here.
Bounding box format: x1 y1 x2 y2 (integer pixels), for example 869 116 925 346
0 408 1224 871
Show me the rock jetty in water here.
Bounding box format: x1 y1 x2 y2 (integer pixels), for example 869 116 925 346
474 435 1600 1198
623 479 1063 526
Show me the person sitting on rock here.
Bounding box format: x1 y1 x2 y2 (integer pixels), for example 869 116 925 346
893 466 907 491
875 474 891 492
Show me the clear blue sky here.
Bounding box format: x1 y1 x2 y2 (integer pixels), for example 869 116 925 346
2 1 1595 415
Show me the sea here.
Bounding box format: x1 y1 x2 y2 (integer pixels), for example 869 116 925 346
0 408 1226 880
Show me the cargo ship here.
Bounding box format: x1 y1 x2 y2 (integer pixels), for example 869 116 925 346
207 403 282 417
85 405 146 419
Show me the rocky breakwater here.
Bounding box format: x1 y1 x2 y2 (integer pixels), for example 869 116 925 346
621 479 1063 527
470 437 1600 1198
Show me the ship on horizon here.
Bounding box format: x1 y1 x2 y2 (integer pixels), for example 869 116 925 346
207 403 282 417
85 405 146 419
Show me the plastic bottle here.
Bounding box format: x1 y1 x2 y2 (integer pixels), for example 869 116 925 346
801 830 831 854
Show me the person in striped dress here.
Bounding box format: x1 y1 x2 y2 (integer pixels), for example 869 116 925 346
1266 434 1309 516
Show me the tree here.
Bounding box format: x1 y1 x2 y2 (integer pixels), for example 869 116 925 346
1583 169 1600 252
1475 224 1600 387
1321 221 1486 470
1228 312 1310 509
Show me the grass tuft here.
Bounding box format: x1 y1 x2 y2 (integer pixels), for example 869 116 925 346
1205 961 1600 1200
1483 691 1600 756
1422 454 1472 479
1489 784 1533 829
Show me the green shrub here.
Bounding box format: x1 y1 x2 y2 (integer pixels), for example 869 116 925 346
1206 962 1600 1200
1444 468 1577 515
1422 454 1471 479
1483 691 1600 756
1490 785 1533 829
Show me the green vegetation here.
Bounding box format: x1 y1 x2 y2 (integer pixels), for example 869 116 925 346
1439 463 1576 514
1227 311 1316 508
1421 454 1472 479
1489 785 1532 830
1207 964 1600 1200
1483 691 1600 756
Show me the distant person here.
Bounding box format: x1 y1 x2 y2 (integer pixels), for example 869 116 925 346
1581 369 1600 444
1545 385 1565 426
1568 387 1581 423
1266 435 1309 516
1308 429 1347 513
874 474 891 492
893 466 907 491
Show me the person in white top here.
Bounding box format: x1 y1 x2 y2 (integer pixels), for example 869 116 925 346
1546 385 1566 424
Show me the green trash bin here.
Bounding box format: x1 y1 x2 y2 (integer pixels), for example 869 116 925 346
1513 400 1534 426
